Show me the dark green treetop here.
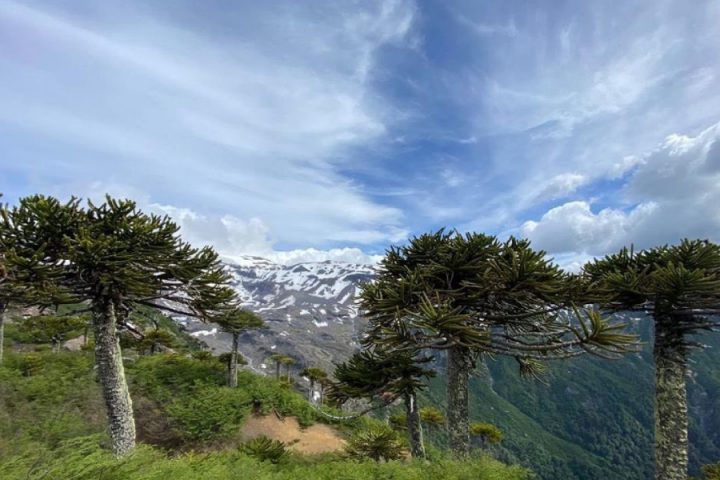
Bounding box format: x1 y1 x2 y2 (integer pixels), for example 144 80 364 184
329 348 435 405
359 230 637 363
584 239 720 345
0 195 236 319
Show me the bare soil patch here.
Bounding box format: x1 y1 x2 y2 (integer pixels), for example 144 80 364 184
239 415 346 455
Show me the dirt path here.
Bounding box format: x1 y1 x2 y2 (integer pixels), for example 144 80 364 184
239 415 346 455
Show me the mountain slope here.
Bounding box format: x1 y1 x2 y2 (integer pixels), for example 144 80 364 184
175 256 720 480
176 256 374 373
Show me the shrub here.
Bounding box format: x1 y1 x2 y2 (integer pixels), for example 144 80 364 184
128 354 225 401
166 386 251 442
419 406 445 427
470 422 503 447
240 436 288 463
704 463 720 480
388 413 407 431
344 424 406 462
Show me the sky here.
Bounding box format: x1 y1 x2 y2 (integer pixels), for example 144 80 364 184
1 0 720 268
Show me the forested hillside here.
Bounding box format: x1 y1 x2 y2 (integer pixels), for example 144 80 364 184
419 318 720 480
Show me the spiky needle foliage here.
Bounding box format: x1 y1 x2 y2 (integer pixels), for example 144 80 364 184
0 195 237 456
359 230 638 455
215 308 264 387
584 239 720 480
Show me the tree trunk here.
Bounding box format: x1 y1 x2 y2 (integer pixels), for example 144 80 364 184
0 303 6 364
308 379 315 403
229 332 239 388
275 361 281 380
404 391 426 459
93 299 136 457
447 345 471 456
654 318 689 480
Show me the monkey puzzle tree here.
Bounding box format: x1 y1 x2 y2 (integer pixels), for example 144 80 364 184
330 348 435 459
0 196 82 364
300 366 328 403
0 195 236 456
269 354 295 381
138 328 178 355
17 314 88 352
469 422 503 450
360 230 638 456
216 308 264 387
584 239 720 480
281 355 296 381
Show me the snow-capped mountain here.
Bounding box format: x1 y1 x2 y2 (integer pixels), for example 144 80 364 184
177 256 376 374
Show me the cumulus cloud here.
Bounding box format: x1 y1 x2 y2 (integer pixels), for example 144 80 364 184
522 122 720 260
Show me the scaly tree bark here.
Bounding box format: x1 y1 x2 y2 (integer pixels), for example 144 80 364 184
93 299 135 456
654 316 689 480
447 345 471 455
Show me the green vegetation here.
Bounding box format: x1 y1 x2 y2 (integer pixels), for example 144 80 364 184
358 230 639 456
240 436 289 463
470 422 503 448
0 435 530 480
703 463 720 480
0 347 529 480
331 349 435 458
344 424 407 461
0 195 236 456
215 308 265 387
2 194 719 480
586 240 720 480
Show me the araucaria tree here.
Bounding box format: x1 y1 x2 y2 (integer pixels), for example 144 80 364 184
330 348 435 458
359 230 638 456
584 240 720 480
216 308 264 387
269 354 295 381
300 366 328 403
0 195 236 456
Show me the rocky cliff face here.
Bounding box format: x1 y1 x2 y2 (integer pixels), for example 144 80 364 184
176 256 375 374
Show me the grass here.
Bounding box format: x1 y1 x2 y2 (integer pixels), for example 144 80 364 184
0 347 530 480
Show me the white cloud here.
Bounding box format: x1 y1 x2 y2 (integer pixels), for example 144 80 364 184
522 122 720 259
264 248 383 266
150 203 383 266
521 201 656 255
0 0 415 248
535 173 587 201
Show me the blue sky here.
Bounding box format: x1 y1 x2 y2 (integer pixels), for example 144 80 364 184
1 0 720 267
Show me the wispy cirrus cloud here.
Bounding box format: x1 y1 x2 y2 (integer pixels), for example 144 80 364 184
0 0 415 256
2 0 720 268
